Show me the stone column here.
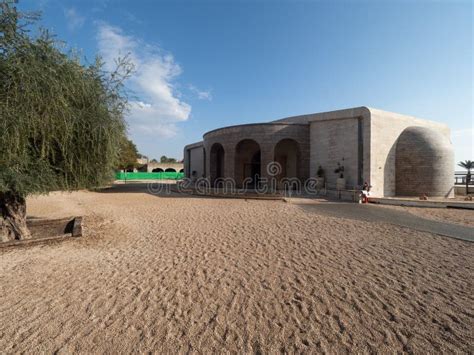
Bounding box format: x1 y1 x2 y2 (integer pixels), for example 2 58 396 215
223 144 235 182
260 144 275 189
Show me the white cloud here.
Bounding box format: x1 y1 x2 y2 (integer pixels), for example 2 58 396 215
64 8 85 31
188 84 213 101
96 23 191 138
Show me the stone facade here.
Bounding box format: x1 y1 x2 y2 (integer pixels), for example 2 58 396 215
127 161 183 173
395 127 454 197
183 142 205 178
201 123 310 187
146 162 184 173
310 117 363 188
368 108 451 197
183 107 454 197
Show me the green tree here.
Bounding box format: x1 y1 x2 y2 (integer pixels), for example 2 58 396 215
0 2 132 241
458 160 473 195
160 155 177 163
117 138 140 171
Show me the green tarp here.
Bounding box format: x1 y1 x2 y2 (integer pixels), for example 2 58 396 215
115 172 184 180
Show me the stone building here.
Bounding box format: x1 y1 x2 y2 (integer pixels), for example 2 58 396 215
183 107 454 197
145 162 184 173
129 159 184 173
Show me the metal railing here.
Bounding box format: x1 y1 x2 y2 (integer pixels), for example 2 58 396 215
455 173 473 185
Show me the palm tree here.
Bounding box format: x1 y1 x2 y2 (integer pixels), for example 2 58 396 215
458 160 473 195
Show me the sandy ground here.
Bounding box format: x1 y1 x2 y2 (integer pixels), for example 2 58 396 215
379 205 474 227
0 186 473 353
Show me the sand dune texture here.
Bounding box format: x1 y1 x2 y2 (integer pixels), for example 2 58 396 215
1 186 473 353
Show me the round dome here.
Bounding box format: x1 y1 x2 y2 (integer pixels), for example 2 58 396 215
396 126 454 197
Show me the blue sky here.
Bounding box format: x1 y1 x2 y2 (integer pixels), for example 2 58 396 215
20 0 473 164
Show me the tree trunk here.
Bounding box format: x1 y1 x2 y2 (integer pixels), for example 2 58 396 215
466 172 471 196
0 192 31 242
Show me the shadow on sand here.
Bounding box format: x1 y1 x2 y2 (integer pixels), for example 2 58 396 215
94 182 215 200
298 202 473 243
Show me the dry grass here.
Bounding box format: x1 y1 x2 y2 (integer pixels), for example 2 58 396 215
0 187 472 353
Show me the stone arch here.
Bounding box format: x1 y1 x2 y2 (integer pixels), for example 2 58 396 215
210 143 225 185
235 139 261 187
152 168 164 173
273 138 301 189
395 126 454 197
165 168 176 173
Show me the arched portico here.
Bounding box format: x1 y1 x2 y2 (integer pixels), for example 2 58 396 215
235 139 261 188
273 138 301 189
210 143 225 185
202 122 310 187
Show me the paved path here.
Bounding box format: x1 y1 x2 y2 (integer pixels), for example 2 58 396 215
297 202 473 242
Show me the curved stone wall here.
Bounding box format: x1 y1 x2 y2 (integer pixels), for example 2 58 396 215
395 126 454 197
203 123 310 185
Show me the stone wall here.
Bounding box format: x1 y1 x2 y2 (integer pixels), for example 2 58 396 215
369 108 451 197
146 162 184 173
308 107 371 190
395 127 454 197
183 142 204 178
203 123 310 184
310 118 361 188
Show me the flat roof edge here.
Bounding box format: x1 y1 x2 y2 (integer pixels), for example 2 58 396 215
203 122 309 137
306 107 371 123
273 106 370 123
184 141 204 150
367 107 450 129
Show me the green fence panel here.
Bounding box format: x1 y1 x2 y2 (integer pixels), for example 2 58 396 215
115 172 184 180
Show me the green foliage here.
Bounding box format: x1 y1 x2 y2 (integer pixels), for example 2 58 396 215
0 1 133 197
117 138 139 170
458 160 473 174
160 155 177 163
